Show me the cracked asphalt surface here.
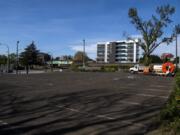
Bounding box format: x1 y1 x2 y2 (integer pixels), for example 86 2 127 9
0 72 174 135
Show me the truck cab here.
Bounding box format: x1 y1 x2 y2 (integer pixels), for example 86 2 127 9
129 64 145 73
129 64 139 73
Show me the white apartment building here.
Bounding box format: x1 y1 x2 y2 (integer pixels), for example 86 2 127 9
97 39 140 63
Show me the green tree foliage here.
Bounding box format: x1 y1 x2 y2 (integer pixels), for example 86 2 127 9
128 5 175 65
150 55 163 63
139 55 162 64
20 41 39 66
37 52 51 65
174 57 179 64
63 55 73 61
55 55 73 61
9 53 16 65
174 24 180 36
73 51 89 63
0 55 7 65
43 53 51 62
161 53 174 63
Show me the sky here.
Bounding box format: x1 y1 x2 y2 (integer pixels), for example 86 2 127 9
0 0 179 59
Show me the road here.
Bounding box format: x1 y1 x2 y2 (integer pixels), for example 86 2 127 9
0 72 174 135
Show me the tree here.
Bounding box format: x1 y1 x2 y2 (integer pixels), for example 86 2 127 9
43 53 51 62
20 41 39 69
173 57 179 64
151 55 163 63
174 24 180 36
140 55 162 64
9 53 16 65
0 55 7 65
55 57 60 60
128 5 175 65
73 51 89 64
37 52 51 65
55 55 73 61
161 53 174 62
64 55 73 61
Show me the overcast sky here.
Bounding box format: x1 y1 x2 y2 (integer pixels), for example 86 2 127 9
0 0 179 59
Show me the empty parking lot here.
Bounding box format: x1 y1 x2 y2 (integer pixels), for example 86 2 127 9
0 72 174 135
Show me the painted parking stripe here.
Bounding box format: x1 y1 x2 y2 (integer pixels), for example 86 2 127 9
56 105 115 120
118 100 153 107
135 93 168 99
2 122 8 125
55 105 146 128
114 90 169 99
0 120 8 125
117 86 171 93
144 88 171 93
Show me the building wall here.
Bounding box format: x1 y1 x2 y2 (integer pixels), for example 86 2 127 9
97 39 140 63
108 42 116 63
97 44 105 63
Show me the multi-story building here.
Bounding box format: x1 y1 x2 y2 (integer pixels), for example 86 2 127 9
97 39 140 63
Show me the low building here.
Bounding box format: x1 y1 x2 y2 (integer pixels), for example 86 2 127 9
97 39 141 63
47 60 73 67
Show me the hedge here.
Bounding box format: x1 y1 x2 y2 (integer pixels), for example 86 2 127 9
159 71 180 134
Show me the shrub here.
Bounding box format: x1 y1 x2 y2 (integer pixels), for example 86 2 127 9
159 71 180 133
101 65 118 72
70 63 80 71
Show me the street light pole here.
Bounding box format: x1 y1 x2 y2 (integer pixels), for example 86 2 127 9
174 24 180 72
16 41 20 74
83 39 85 68
51 54 53 72
48 52 53 72
7 46 9 73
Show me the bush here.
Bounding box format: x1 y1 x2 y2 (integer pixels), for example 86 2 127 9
159 71 180 133
101 65 118 72
119 65 132 70
70 63 80 71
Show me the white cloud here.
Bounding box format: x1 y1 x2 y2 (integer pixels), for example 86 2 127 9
128 34 142 39
70 44 97 60
69 37 118 60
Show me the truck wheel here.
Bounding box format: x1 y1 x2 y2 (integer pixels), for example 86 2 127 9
130 70 134 74
166 73 173 77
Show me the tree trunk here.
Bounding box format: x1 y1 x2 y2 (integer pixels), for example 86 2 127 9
144 55 151 66
26 65 29 75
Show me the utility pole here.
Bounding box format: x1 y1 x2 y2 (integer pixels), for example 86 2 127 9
174 24 180 72
48 52 53 72
83 39 86 68
51 54 53 72
16 41 20 74
7 46 9 73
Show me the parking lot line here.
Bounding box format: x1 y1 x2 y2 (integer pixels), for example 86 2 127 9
0 120 8 125
118 86 171 93
56 105 147 129
118 100 152 107
135 93 168 99
56 105 115 120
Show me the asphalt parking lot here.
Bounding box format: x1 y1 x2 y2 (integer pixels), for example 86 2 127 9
0 72 174 135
